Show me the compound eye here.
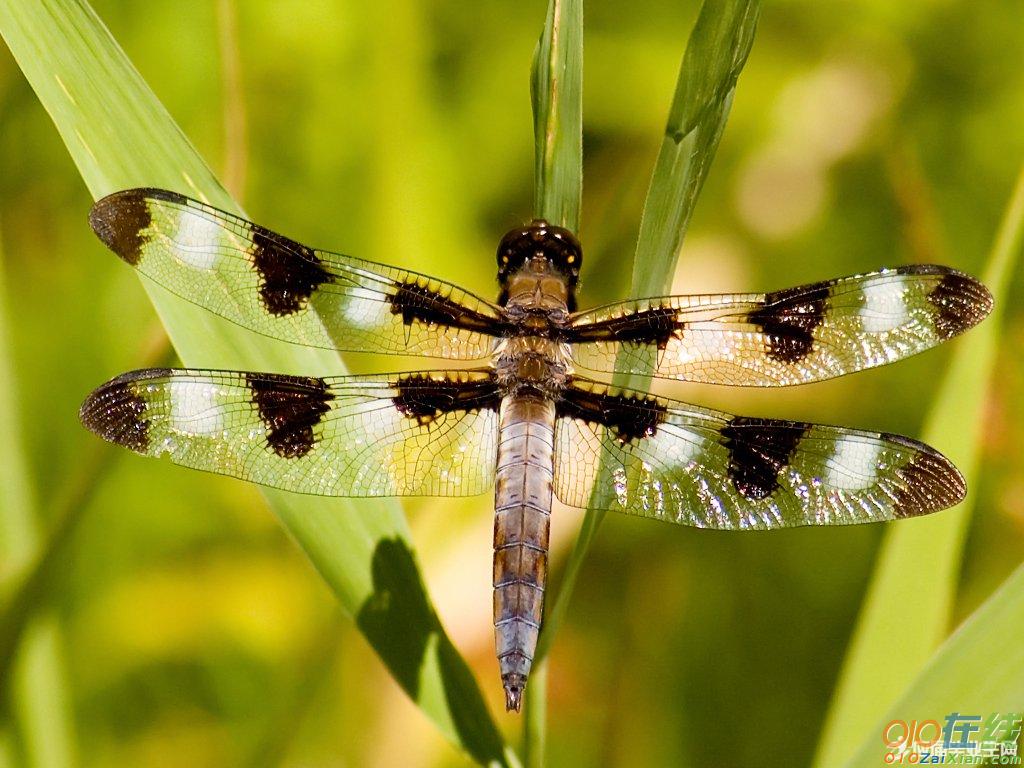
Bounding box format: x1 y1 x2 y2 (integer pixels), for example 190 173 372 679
551 233 582 276
497 227 527 266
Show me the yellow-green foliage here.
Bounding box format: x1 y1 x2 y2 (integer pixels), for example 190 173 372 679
0 1 1020 766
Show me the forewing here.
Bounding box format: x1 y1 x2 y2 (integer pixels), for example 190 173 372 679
89 189 509 358
566 266 992 385
553 377 964 528
81 368 501 497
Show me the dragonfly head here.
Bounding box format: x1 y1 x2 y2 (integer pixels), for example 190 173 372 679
496 219 582 288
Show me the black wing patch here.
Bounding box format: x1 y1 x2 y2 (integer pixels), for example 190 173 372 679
389 282 507 335
746 283 830 363
246 373 335 458
393 372 502 424
248 228 333 317
556 384 667 444
562 306 680 349
928 272 989 340
719 417 809 500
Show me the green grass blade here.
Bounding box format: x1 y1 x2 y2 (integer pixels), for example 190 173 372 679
0 234 77 766
632 0 760 294
8 621 76 768
531 0 583 230
534 0 761 669
0 2 515 763
0 249 35 585
0 448 100 687
843 561 1024 768
522 662 549 768
813 164 1024 767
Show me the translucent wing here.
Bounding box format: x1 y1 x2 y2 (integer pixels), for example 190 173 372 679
81 368 500 497
89 189 510 358
566 266 992 386
553 377 964 528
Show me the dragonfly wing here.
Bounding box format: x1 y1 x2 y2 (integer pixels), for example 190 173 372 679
81 368 501 497
566 267 992 385
552 377 964 528
90 189 509 358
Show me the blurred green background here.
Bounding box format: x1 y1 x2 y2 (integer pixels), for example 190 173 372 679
0 0 1022 766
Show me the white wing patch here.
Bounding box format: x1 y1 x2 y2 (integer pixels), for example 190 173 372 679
859 274 911 333
168 379 224 435
338 286 389 330
344 396 404 493
824 436 883 490
171 208 224 270
648 425 704 467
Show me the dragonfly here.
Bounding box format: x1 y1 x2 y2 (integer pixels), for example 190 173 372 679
81 188 992 711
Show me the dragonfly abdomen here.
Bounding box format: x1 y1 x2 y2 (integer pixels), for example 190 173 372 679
493 394 555 712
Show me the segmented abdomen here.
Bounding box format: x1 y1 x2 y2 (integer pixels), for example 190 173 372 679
493 394 555 711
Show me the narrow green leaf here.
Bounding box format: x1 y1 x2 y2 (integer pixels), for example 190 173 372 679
0 252 35 580
843 561 1024 768
0 447 102 687
0 2 514 763
531 0 583 230
522 662 548 768
814 164 1024 766
8 621 76 768
535 0 761 668
632 0 760 295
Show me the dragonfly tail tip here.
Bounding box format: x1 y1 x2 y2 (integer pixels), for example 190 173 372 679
503 676 525 712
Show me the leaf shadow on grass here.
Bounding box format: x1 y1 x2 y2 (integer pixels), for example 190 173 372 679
357 537 507 767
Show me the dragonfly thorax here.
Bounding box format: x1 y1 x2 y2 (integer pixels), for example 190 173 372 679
493 336 572 398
